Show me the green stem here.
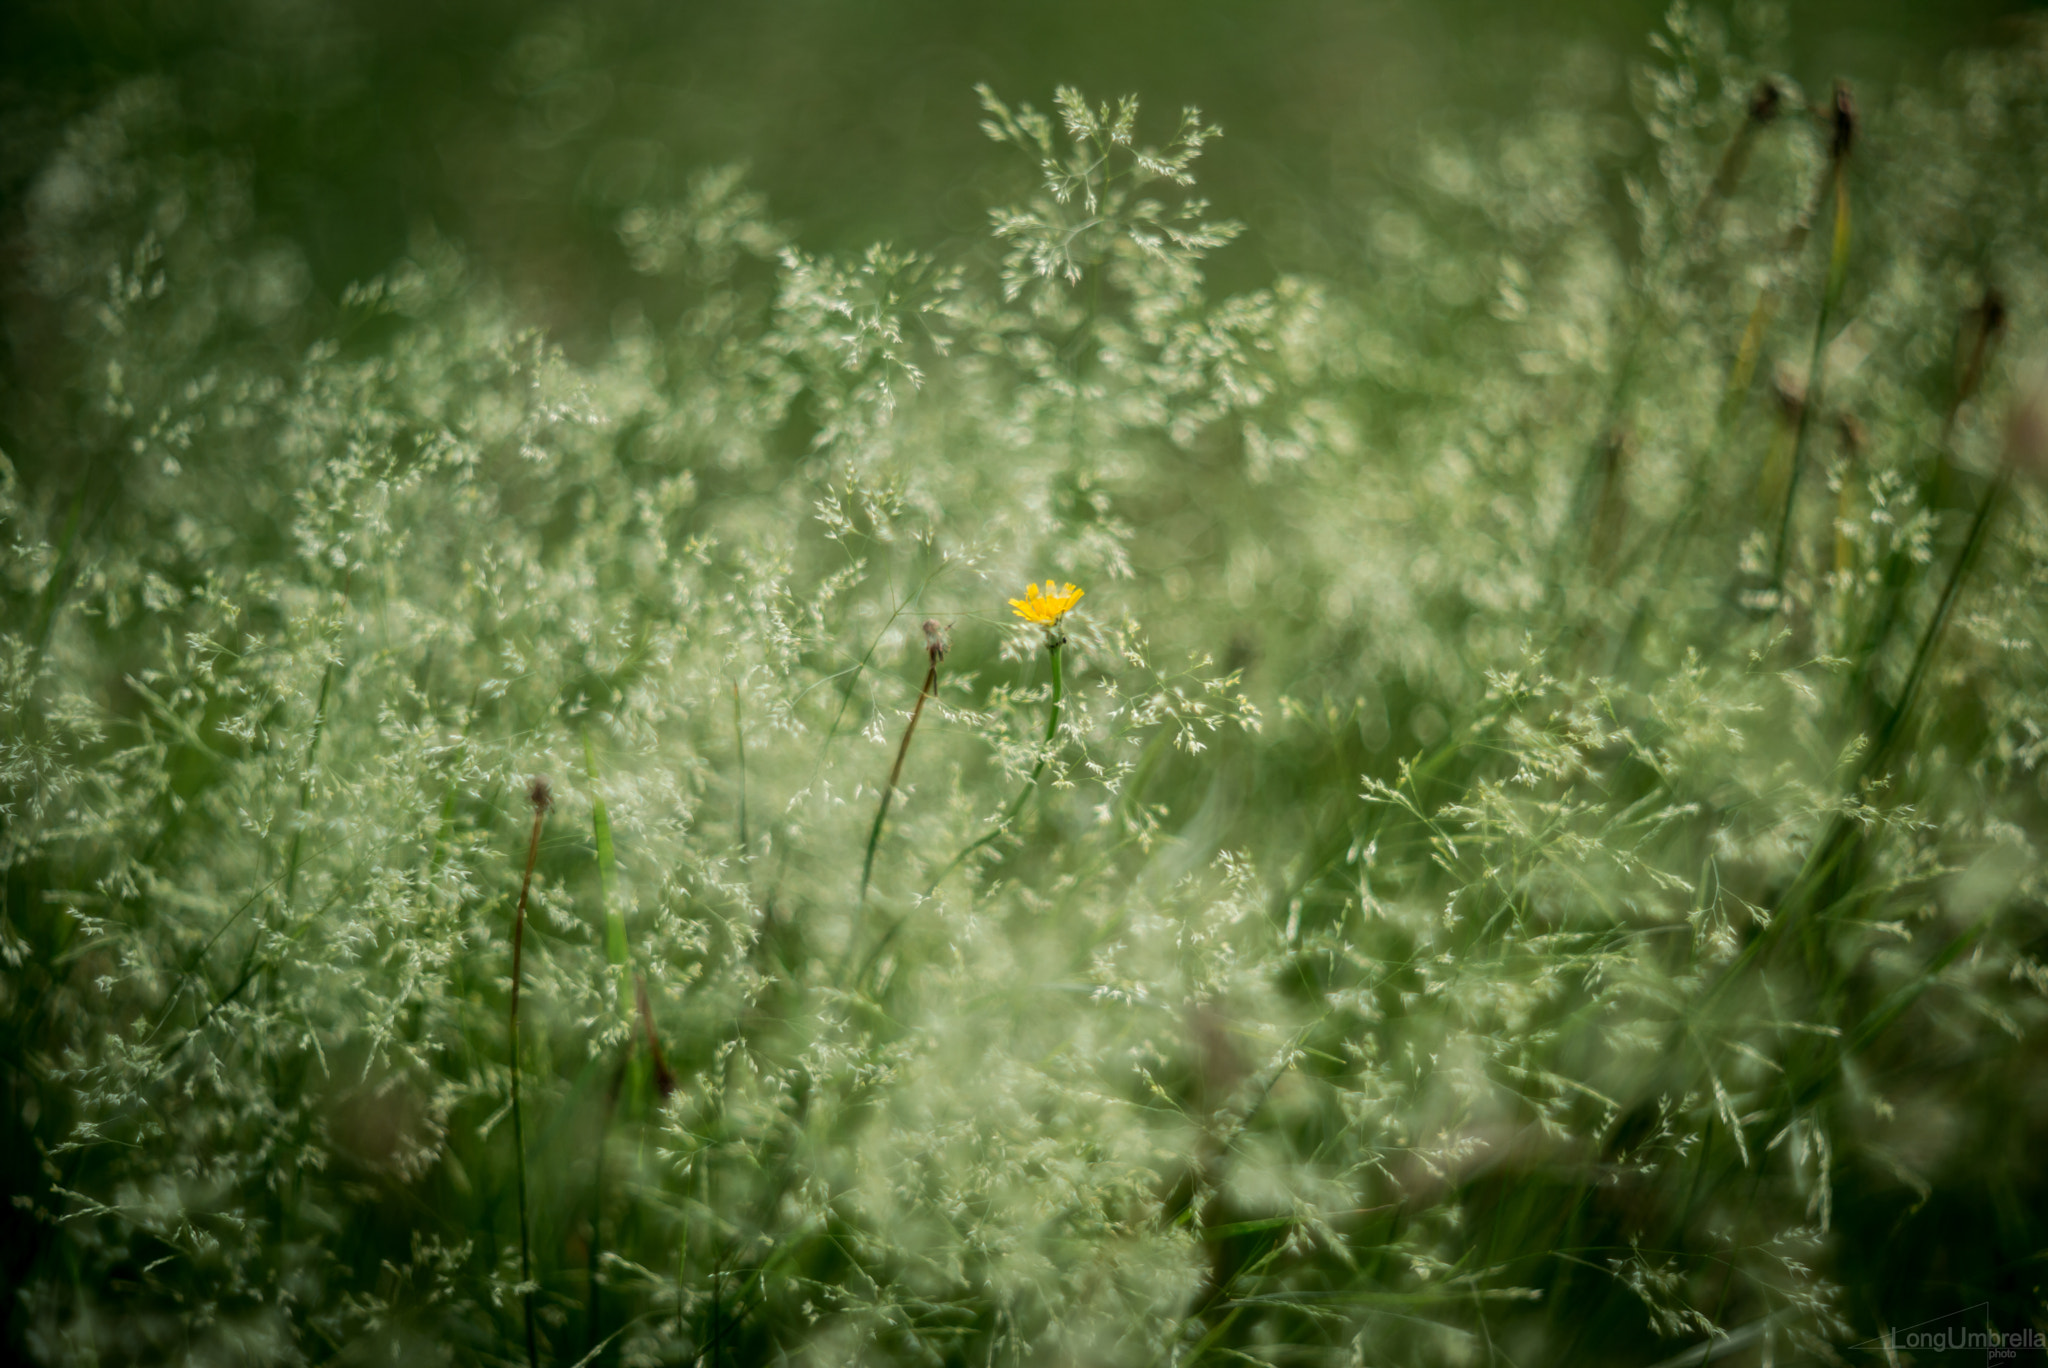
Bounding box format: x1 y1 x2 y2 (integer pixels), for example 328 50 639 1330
925 637 1065 896
1605 100 1828 668
29 477 88 658
1695 460 2008 1012
584 733 633 1022
1850 291 2004 708
511 800 546 1368
732 680 750 862
281 659 335 913
1552 83 1780 594
588 1049 630 1359
1872 465 2008 768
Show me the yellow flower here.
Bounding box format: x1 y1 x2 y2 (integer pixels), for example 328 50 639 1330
1009 580 1085 626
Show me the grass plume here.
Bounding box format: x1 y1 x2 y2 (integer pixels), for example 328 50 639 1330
6 15 2048 1365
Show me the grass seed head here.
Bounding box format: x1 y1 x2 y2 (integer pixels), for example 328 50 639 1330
1830 80 1857 160
1749 80 1783 123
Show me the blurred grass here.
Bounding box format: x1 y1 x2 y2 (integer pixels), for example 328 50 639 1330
0 0 2033 398
4 3 2048 1365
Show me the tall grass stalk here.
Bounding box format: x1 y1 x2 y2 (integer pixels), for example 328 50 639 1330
510 778 550 1368
583 733 633 1020
731 679 750 863
1767 83 1857 599
1708 413 2022 995
580 734 639 1361
1557 79 1780 592
857 620 946 907
1846 289 2007 712
1872 458 2011 765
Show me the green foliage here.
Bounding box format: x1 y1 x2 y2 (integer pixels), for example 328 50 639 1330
4 8 2048 1365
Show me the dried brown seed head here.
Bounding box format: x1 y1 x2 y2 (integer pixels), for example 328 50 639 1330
1830 81 1857 161
529 776 553 815
1980 288 2008 339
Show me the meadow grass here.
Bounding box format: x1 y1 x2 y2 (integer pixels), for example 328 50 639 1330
3 8 2048 1365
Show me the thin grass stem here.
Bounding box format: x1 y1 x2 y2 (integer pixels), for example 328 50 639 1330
1767 85 1856 600
858 655 939 904
731 679 750 862
848 624 947 974
1872 465 2008 766
1848 289 2006 709
583 733 633 1021
1551 81 1781 596
511 778 551 1368
1695 451 2012 1014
